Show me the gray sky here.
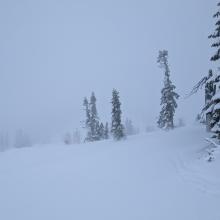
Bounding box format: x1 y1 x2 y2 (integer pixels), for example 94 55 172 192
0 0 218 142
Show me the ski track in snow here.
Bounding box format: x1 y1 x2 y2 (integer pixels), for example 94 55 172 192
172 152 220 197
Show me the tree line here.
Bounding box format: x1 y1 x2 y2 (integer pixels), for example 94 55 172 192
79 50 179 144
83 89 125 142
80 1 220 143
0 129 32 152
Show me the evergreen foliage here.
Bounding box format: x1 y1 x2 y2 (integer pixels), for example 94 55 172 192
89 92 100 141
202 2 220 138
83 97 92 142
97 122 105 140
83 93 101 142
111 89 125 140
157 50 179 129
209 2 220 61
203 73 220 137
104 122 109 140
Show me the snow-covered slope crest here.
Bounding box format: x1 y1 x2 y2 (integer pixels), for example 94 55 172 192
0 125 219 220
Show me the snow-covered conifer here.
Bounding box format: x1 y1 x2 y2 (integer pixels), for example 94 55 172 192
203 2 220 138
111 89 125 140
97 122 105 140
89 92 100 141
104 122 109 139
209 2 220 61
157 50 179 129
83 97 92 142
204 74 220 138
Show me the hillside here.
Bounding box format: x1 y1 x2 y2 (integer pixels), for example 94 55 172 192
0 125 219 220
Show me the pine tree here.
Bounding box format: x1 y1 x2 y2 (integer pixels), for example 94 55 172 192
157 50 179 129
95 121 101 141
204 2 220 138
203 70 216 131
104 122 109 139
89 92 100 141
189 3 220 138
209 2 220 61
111 89 125 140
98 122 105 140
83 97 92 142
203 74 220 137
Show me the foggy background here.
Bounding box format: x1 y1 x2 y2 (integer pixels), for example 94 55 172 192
0 0 217 144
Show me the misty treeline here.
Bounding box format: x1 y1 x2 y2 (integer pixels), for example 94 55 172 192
190 2 220 141
75 0 220 145
82 89 138 143
65 42 180 144
79 64 179 144
83 92 110 142
63 89 139 145
62 0 220 146
63 129 82 145
0 130 32 152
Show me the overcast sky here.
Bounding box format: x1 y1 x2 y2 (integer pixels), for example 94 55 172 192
0 0 218 143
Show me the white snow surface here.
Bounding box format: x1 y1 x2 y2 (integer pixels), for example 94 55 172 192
0 125 220 220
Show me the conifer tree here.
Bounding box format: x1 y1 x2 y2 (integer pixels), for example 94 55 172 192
104 122 109 139
157 50 179 129
89 92 100 141
204 2 220 138
83 97 92 142
98 122 105 140
189 3 220 138
111 89 125 140
209 2 220 61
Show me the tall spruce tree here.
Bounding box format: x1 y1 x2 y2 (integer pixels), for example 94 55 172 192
83 93 101 142
111 89 125 140
98 122 105 140
209 2 220 61
104 122 109 139
157 50 179 129
89 92 100 141
83 97 92 142
203 2 220 138
187 2 220 139
202 74 220 137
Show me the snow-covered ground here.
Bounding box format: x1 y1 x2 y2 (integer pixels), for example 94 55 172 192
0 125 219 220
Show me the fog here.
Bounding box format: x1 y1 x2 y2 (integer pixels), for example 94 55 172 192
0 0 217 143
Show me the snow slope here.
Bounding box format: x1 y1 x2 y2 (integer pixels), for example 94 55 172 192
0 125 219 220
